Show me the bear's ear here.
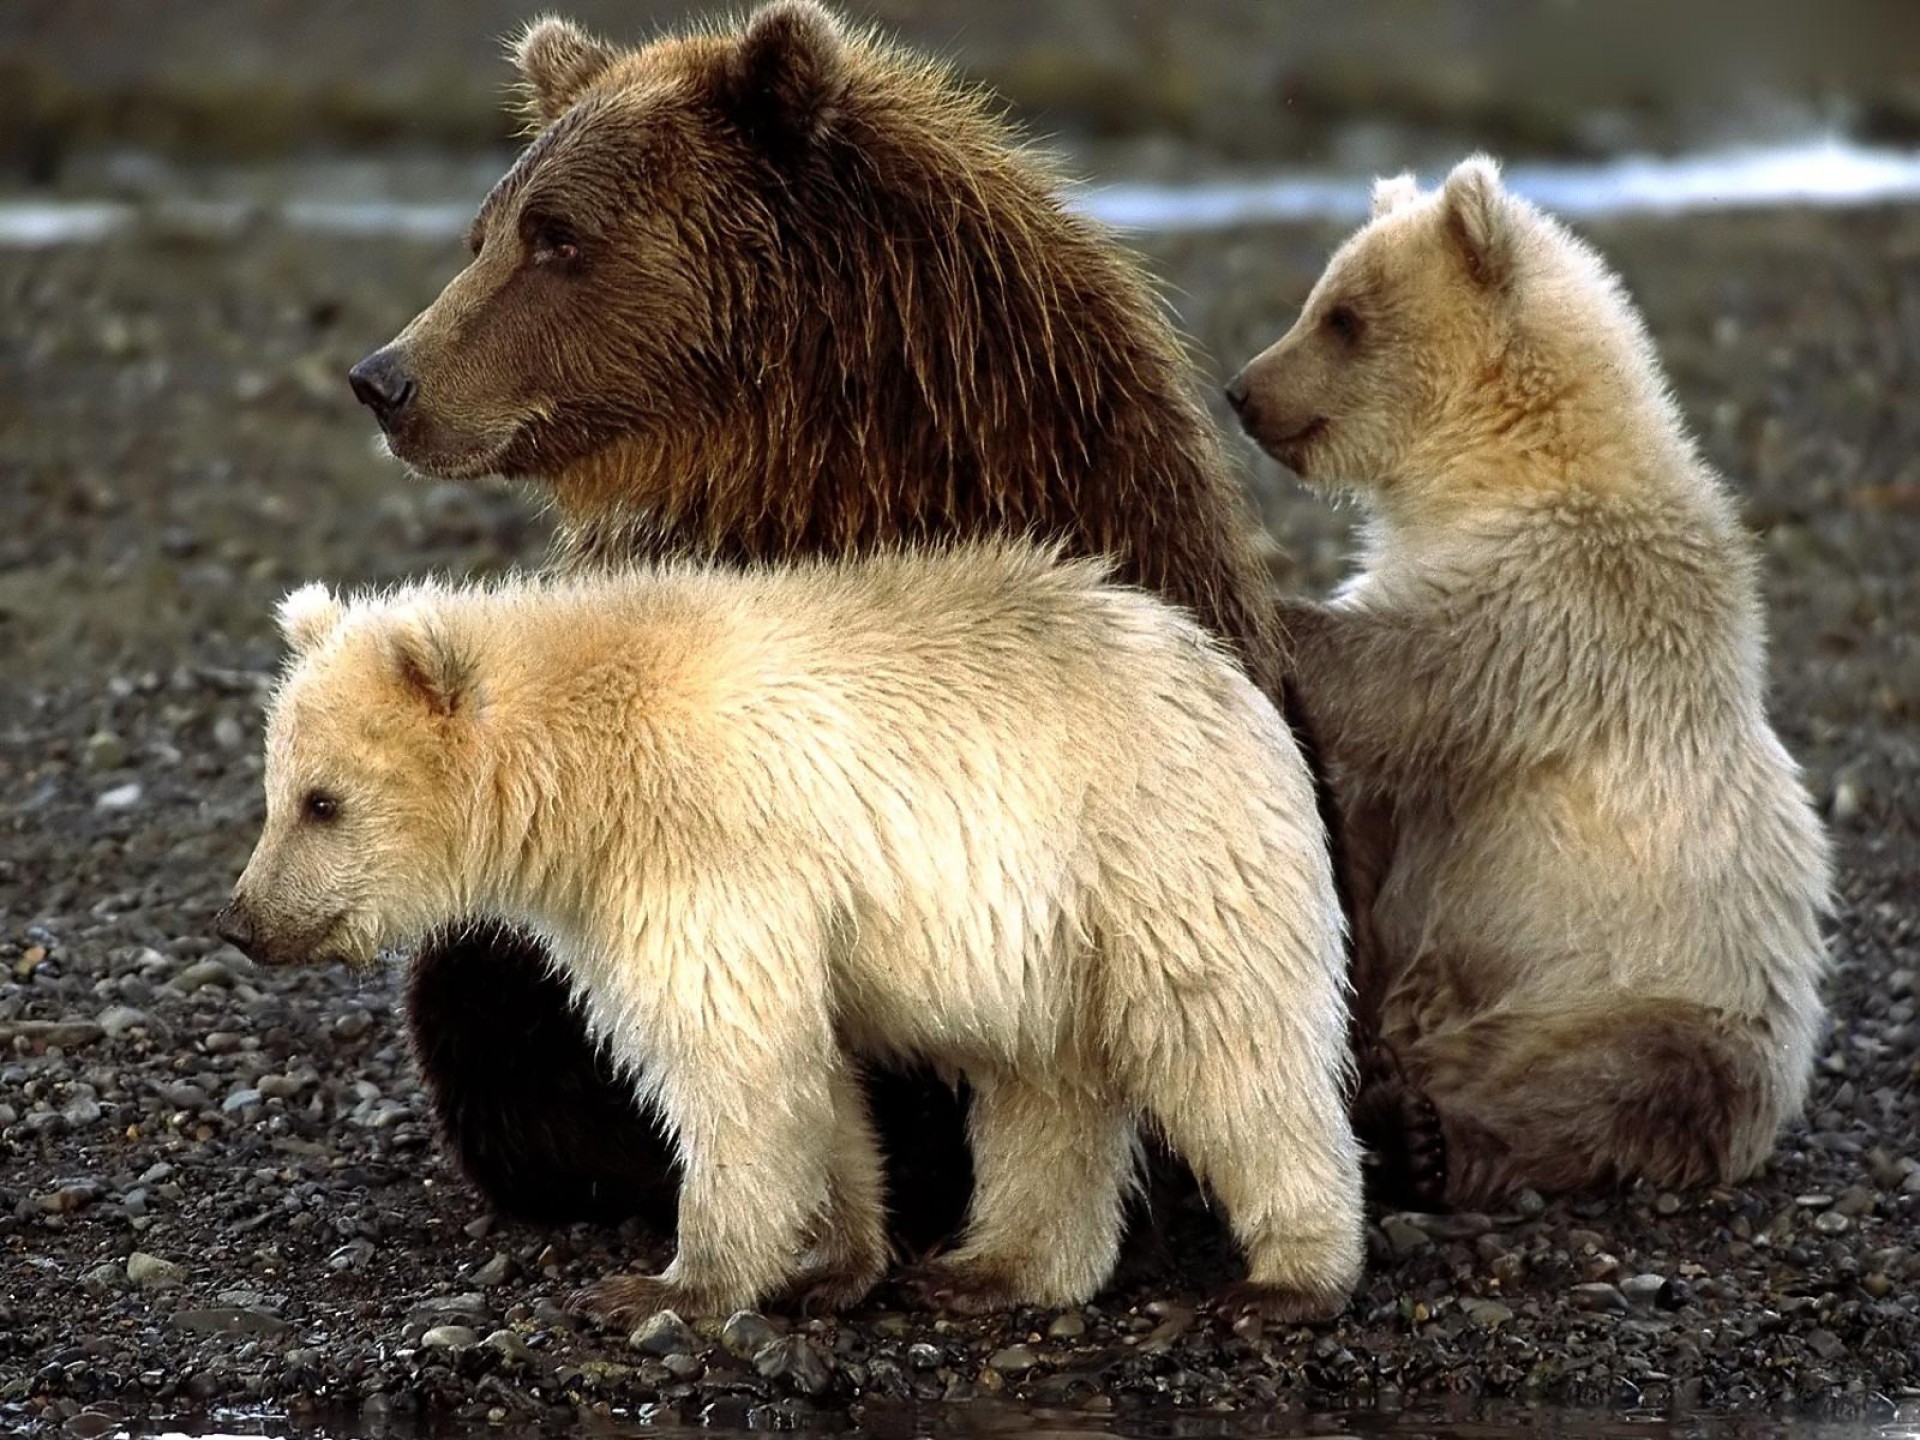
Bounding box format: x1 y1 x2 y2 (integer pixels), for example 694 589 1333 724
1370 172 1419 219
278 583 344 656
513 15 617 128
1441 154 1514 289
720 0 849 155
386 618 478 721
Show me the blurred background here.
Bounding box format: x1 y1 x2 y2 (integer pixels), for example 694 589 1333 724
8 0 1920 170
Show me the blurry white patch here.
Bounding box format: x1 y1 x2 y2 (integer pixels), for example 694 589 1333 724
1072 137 1920 232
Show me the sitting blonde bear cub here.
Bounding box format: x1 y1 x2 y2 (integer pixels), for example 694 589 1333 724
1228 157 1831 1208
217 544 1362 1321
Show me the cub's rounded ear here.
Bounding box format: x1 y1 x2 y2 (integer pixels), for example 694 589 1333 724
1370 172 1419 219
278 582 344 656
1441 154 1514 288
721 0 849 154
513 15 617 129
387 617 479 721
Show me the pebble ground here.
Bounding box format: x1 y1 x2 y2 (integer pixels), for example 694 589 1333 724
1 200 1916 1435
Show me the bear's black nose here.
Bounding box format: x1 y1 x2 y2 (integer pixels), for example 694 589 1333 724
1224 370 1252 415
347 347 417 427
213 902 260 962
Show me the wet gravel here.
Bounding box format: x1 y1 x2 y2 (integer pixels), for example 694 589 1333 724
1 198 1916 1436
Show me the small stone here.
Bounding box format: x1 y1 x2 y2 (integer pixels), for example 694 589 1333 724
61 1095 102 1127
1046 1312 1086 1340
96 1005 148 1038
1407 1211 1494 1240
906 1342 942 1370
1620 1273 1667 1308
37 1182 103 1213
1806 1328 1847 1362
719 1310 779 1360
1653 1192 1683 1216
84 731 128 770
987 1344 1039 1375
1460 1298 1513 1328
1812 1210 1851 1235
1835 1185 1876 1216
126 1252 185 1289
754 1334 831 1396
1380 1215 1433 1257
467 1251 514 1287
574 1359 633 1384
663 1352 703 1380
221 1087 263 1114
1864 1272 1894 1298
483 1329 535 1367
331 1010 373 1042
95 782 142 810
1570 1282 1629 1314
1514 1189 1546 1218
80 1262 126 1293
170 958 232 993
629 1309 696 1357
421 1324 480 1352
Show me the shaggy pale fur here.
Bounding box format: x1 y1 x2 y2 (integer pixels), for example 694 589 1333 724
1227 156 1832 1208
220 544 1361 1321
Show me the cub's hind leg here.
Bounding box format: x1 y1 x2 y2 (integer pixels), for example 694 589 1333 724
781 1063 889 1313
907 1071 1136 1313
1402 999 1782 1209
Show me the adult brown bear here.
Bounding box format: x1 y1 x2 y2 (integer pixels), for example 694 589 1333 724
348 0 1336 1250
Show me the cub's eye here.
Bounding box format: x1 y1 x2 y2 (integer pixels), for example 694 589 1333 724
302 790 341 824
465 225 485 259
1323 304 1362 343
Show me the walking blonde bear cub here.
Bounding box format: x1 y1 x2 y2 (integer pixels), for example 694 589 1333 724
1227 157 1832 1208
217 544 1362 1321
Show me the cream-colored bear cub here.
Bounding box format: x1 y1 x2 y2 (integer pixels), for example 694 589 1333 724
217 544 1361 1322
1228 157 1832 1208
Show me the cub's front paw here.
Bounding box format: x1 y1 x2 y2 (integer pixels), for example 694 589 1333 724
1221 1278 1351 1326
570 1272 693 1328
900 1257 1031 1316
776 1260 884 1316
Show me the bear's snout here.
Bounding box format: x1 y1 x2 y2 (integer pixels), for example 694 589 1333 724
1224 369 1253 416
347 347 418 430
213 899 262 963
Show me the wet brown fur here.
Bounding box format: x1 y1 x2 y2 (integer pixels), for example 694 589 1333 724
364 1 1336 1245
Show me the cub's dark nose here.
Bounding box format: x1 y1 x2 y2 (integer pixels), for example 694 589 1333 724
213 902 260 963
1224 370 1252 415
347 347 416 427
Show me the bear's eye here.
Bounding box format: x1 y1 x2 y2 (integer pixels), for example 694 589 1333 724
302 790 342 825
465 223 485 259
1323 304 1363 344
526 216 580 267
